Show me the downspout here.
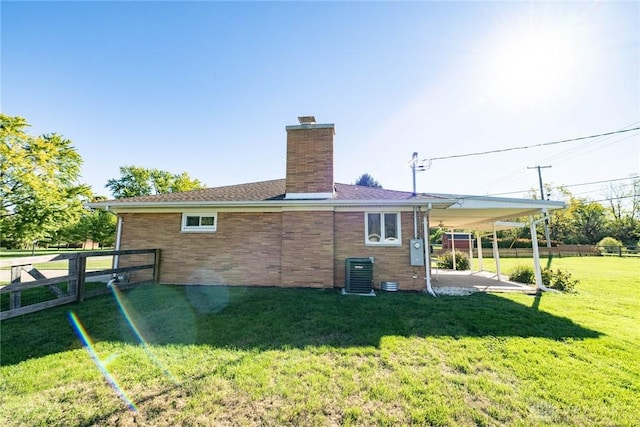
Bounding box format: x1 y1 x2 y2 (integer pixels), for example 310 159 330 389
423 203 437 297
112 215 123 279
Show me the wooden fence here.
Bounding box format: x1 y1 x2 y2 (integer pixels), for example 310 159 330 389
0 249 160 320
435 245 640 258
434 245 600 259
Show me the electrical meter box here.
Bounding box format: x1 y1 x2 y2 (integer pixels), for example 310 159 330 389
410 239 425 266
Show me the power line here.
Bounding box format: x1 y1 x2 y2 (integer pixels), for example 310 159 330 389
486 175 639 197
468 123 640 194
591 195 639 203
563 176 638 188
422 126 640 162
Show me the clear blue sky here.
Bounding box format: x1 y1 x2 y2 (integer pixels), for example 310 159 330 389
2 1 639 201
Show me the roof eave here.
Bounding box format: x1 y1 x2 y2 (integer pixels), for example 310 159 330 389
89 198 459 213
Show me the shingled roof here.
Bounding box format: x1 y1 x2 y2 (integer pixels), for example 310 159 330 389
99 179 449 204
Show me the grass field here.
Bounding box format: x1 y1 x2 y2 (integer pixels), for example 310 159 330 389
0 249 114 271
1 257 638 426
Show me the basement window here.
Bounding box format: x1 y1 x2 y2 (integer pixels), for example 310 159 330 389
365 212 401 246
181 213 217 233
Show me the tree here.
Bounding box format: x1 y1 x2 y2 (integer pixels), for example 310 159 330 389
74 209 117 248
56 196 117 249
604 179 640 245
0 114 91 247
570 198 608 244
106 166 205 199
355 173 382 189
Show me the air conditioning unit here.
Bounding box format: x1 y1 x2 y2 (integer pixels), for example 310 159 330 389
345 258 374 294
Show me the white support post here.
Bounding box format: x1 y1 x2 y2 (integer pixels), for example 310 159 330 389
450 228 457 271
530 215 544 289
468 233 473 270
492 223 501 281
476 230 484 271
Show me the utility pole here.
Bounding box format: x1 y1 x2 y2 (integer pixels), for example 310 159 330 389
528 165 552 247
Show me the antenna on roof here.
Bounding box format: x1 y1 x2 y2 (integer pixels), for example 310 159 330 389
408 152 427 196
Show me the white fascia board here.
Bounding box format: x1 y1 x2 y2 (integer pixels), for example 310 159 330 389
443 196 565 210
89 198 458 214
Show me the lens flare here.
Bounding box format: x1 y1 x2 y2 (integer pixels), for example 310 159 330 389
109 284 180 385
68 311 138 412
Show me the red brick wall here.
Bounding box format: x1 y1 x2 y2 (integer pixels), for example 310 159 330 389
285 126 334 194
281 210 334 287
334 211 426 291
119 212 282 286
120 209 424 291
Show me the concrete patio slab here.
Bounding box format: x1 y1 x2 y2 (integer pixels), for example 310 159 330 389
431 269 536 295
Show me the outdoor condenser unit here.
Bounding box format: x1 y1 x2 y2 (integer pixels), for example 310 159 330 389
345 258 374 294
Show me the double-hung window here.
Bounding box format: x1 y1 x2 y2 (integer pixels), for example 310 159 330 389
181 213 217 233
365 212 401 245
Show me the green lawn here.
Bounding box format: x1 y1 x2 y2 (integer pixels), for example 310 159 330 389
1 257 638 426
0 249 114 277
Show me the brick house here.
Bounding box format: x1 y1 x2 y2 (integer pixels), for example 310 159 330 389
92 116 564 291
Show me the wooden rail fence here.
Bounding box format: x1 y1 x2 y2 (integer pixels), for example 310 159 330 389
0 249 160 320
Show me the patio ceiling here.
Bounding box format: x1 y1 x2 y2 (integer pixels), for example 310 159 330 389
426 194 564 230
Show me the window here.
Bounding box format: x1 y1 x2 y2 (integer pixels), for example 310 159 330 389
181 213 217 232
365 212 401 245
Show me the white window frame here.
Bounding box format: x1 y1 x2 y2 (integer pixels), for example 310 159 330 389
181 213 217 233
365 212 401 246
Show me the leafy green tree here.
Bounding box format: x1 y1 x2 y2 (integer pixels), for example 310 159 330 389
74 207 117 248
568 198 608 244
355 173 382 188
0 114 90 247
106 166 205 199
54 196 116 248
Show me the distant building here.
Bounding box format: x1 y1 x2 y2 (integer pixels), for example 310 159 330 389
442 232 475 250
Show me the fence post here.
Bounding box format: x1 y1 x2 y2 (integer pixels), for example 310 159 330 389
10 266 21 310
68 254 78 298
618 246 622 257
153 249 161 284
76 254 87 302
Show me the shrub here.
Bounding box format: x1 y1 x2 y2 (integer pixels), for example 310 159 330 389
508 265 535 284
546 268 579 292
436 251 470 270
507 265 578 292
597 237 623 254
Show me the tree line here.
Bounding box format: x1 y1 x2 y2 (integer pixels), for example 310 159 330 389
1 115 203 249
1 114 639 250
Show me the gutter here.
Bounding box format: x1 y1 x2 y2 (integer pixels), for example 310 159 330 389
89 198 460 213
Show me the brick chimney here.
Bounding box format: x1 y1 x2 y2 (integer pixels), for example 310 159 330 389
285 116 335 199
